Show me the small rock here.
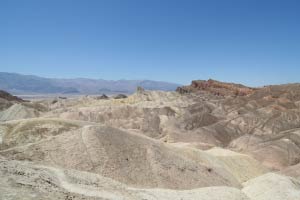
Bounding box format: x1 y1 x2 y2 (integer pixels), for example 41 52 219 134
114 94 127 99
96 94 109 100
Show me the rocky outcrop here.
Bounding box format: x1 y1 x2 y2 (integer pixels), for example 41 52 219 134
95 94 109 100
0 90 24 102
114 94 128 99
176 79 255 96
0 90 25 111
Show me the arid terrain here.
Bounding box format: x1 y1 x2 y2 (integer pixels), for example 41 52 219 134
1 79 300 200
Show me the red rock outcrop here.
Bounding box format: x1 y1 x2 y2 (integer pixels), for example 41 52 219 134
176 79 255 96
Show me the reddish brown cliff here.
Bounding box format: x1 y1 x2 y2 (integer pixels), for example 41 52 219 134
176 79 255 96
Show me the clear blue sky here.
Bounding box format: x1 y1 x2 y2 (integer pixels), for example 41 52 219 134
1 0 300 86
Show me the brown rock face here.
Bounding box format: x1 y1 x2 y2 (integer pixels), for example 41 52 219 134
176 79 255 96
0 90 24 102
0 90 25 111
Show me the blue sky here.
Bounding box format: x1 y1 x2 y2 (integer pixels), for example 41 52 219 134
1 0 300 86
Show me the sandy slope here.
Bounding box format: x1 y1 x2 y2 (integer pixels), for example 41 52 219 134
1 124 243 189
0 158 250 200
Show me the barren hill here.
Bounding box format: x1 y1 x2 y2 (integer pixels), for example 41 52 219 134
1 82 300 199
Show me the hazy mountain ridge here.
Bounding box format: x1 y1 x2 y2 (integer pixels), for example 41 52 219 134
0 72 180 94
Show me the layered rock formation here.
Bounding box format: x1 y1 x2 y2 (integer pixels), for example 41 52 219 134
176 79 255 96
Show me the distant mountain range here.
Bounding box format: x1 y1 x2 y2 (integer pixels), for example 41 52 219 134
0 72 180 94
